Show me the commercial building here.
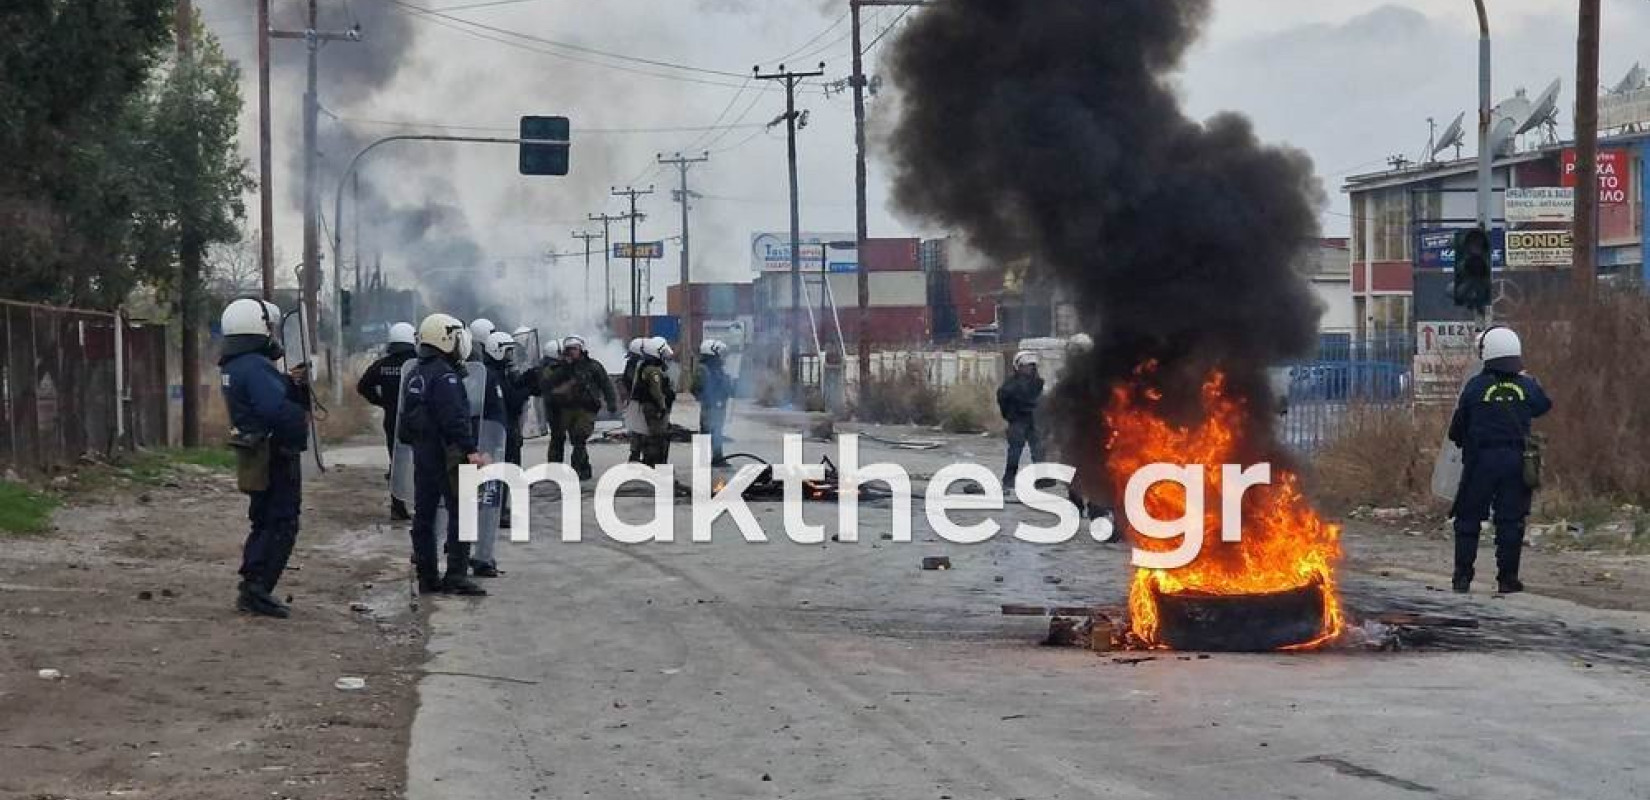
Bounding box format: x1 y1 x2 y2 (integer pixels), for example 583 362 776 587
1343 131 1649 350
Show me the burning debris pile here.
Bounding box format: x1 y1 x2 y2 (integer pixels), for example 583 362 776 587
887 0 1340 651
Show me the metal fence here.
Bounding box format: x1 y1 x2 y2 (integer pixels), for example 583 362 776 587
0 299 168 473
1279 333 1415 454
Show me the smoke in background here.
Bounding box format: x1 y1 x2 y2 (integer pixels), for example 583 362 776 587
886 0 1324 466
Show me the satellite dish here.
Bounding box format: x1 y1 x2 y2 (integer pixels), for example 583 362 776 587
1517 78 1561 135
1611 62 1646 95
1488 92 1532 156
1431 111 1466 160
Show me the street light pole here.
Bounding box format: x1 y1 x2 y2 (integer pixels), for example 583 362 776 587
659 151 709 359
1573 0 1601 294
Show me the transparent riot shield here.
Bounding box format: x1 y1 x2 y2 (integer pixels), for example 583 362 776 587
278 307 326 477
511 329 551 440
390 365 417 504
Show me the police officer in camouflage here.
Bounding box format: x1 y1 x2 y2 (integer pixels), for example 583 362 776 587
546 335 617 480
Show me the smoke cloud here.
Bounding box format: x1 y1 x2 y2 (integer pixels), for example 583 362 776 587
885 0 1324 466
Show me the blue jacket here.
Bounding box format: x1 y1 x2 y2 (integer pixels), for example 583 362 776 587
219 352 309 452
1448 370 1552 450
405 355 478 455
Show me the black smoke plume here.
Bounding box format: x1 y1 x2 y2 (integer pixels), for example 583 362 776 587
886 0 1324 474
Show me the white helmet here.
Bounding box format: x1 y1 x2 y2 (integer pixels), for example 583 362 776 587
545 337 563 358
469 318 495 346
700 338 728 358
562 335 587 356
388 322 416 346
642 336 674 360
1013 350 1039 369
486 331 517 361
221 298 277 338
418 313 466 356
1479 327 1522 362
1067 332 1094 353
627 337 645 357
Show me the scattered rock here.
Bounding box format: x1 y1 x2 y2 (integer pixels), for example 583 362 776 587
1043 576 1062 585
333 677 367 691
920 556 951 571
38 668 64 681
137 591 153 601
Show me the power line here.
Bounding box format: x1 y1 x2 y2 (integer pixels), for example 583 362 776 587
863 5 914 54
388 0 752 81
319 108 768 136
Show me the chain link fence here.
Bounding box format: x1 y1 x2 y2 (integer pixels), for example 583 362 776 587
0 299 168 473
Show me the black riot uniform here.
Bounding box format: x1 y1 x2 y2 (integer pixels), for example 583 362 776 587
1448 365 1552 593
220 337 311 618
997 366 1046 484
401 347 487 596
357 341 417 518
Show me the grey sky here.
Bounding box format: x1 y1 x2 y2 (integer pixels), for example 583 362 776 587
199 0 1650 308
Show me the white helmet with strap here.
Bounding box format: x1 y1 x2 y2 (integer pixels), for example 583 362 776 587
486 331 517 361
1479 326 1522 362
643 336 673 361
562 335 588 355
700 338 727 357
221 298 277 338
388 322 416 345
468 318 496 346
1013 350 1039 369
627 337 644 357
419 313 465 356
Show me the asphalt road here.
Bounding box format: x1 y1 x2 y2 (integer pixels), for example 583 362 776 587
369 404 1650 800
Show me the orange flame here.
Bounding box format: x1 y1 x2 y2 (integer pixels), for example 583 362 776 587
1105 364 1344 649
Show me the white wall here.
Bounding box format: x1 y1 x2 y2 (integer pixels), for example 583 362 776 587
1312 276 1355 334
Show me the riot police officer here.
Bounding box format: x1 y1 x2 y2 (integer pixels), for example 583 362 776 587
1448 326 1552 594
357 322 418 519
997 351 1046 487
219 298 311 618
635 337 677 467
402 313 490 596
546 335 618 480
621 337 645 463
693 339 734 466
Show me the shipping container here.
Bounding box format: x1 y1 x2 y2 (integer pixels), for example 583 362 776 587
861 237 921 272
761 306 933 349
753 272 926 309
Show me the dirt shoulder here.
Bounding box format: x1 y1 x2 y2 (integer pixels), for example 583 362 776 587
1340 513 1650 614
0 443 421 799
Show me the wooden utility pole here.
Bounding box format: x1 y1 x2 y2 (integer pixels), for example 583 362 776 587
849 1 926 393
271 2 359 347
256 0 274 299
571 230 604 311
611 186 655 335
755 62 826 398
1572 0 1601 294
178 0 201 447
589 212 626 316
659 151 709 360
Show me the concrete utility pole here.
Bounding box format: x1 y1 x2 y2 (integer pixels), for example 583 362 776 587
589 212 627 316
1573 0 1601 294
659 151 709 360
612 186 655 335
256 0 275 299
571 230 604 310
1472 0 1493 327
271 1 359 350
755 62 826 398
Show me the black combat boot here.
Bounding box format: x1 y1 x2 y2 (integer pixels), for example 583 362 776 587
390 498 411 521
441 545 487 596
236 580 291 619
1496 577 1525 594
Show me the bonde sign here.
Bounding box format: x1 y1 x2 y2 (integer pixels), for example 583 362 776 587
1505 230 1573 268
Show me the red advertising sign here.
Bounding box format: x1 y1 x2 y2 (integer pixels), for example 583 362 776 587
1561 149 1630 206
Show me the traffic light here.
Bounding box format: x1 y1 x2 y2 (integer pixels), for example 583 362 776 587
519 116 570 176
340 289 353 327
1452 226 1493 310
